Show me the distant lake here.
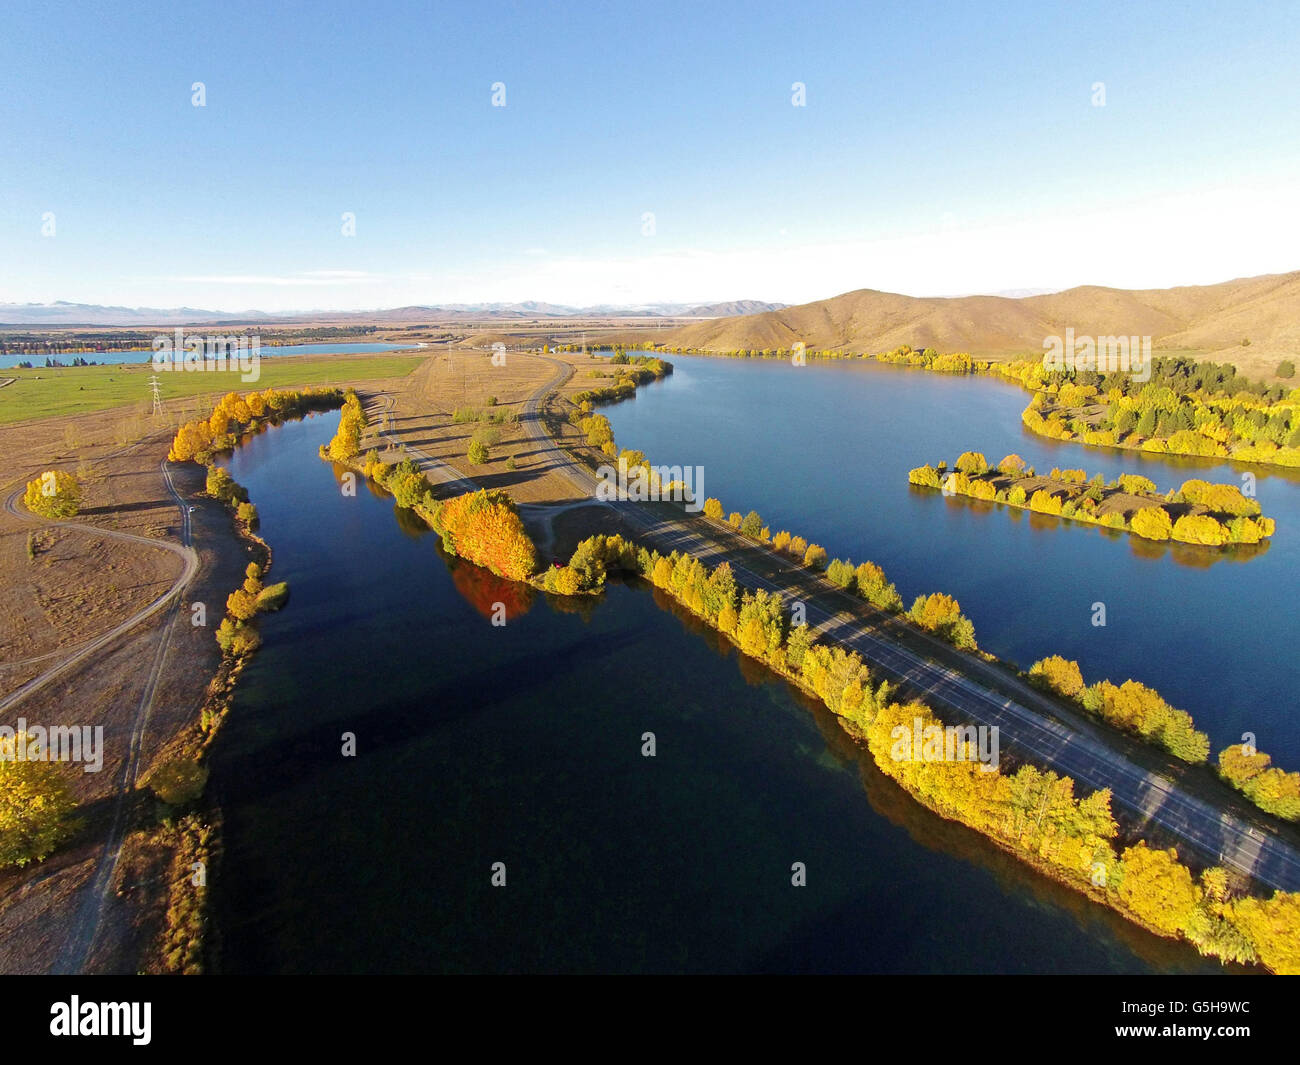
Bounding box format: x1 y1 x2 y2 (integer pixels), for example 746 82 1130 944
0 341 420 368
208 411 1222 973
601 353 1300 766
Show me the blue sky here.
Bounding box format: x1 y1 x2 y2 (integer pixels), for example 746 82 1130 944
3 0 1299 310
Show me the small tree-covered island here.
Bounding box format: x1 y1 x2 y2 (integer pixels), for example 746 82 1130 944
908 452 1276 548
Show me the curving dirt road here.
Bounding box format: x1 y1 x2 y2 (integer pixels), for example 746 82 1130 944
4 458 198 973
1 461 198 714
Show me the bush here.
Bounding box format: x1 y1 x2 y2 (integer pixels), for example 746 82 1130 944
255 581 290 611
1278 360 1295 379
468 440 490 465
147 757 210 806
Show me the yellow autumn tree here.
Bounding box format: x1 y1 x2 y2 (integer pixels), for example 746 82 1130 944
1028 655 1085 698
1114 843 1200 937
435 489 537 581
0 733 79 867
908 592 977 650
23 470 80 519
1130 506 1173 541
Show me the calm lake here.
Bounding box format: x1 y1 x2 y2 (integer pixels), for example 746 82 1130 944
603 353 1300 767
210 410 1224 973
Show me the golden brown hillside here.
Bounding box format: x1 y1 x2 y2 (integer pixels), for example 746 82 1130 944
665 271 1300 379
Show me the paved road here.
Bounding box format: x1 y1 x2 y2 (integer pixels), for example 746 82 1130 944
515 353 1300 893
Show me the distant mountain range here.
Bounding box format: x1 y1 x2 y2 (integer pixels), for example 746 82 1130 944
0 302 267 326
663 272 1300 360
10 272 1298 366
0 299 788 326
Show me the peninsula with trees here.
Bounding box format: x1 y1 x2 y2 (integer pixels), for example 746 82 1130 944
908 452 1276 547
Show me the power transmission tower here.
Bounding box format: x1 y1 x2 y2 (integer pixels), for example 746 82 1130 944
148 375 164 417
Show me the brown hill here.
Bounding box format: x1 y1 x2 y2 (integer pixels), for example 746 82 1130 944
665 271 1300 377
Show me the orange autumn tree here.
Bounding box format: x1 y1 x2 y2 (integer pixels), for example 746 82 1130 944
434 489 537 581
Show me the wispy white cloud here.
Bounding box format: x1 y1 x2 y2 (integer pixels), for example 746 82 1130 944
156 273 387 287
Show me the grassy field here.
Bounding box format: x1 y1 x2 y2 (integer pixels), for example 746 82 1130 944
0 354 424 424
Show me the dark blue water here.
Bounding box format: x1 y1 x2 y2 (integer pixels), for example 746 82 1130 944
209 411 1221 973
602 354 1300 767
0 341 420 368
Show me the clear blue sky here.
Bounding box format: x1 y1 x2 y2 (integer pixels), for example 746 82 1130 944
3 0 1299 310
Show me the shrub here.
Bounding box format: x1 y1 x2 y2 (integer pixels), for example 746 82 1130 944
255 582 290 611
147 757 210 806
